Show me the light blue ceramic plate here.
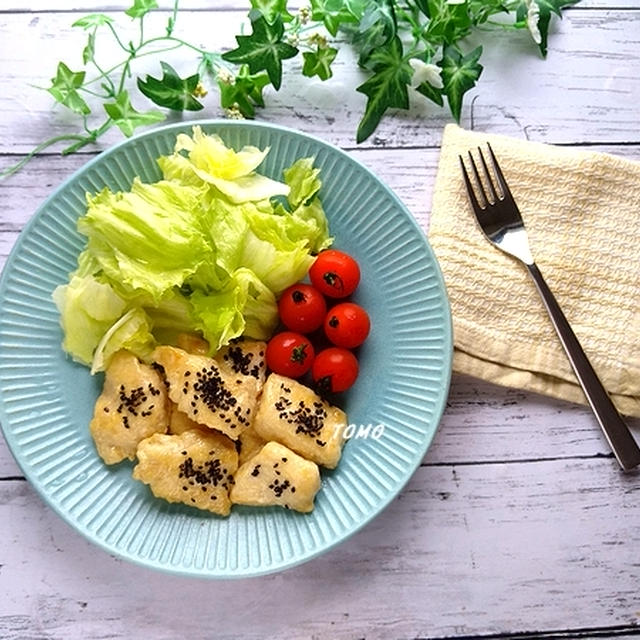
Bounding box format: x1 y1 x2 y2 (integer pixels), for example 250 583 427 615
0 121 452 578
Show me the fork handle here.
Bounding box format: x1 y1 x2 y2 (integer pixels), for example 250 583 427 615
526 263 640 471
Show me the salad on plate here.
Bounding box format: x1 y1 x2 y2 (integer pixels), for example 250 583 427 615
52 126 370 517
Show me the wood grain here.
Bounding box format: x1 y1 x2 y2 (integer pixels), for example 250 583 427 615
1 2 640 639
1 458 639 639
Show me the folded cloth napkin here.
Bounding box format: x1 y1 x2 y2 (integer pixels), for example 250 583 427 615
428 124 640 417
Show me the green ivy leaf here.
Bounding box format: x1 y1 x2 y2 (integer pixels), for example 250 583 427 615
355 36 412 142
310 0 360 36
218 65 270 117
423 0 473 45
222 9 298 90
166 15 176 36
249 0 293 23
415 79 444 107
103 90 165 137
137 62 204 111
72 13 114 29
302 46 338 81
48 62 91 115
468 0 509 24
439 45 483 122
344 1 396 66
82 32 96 65
125 0 158 19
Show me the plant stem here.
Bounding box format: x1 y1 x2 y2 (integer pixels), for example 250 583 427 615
0 134 89 179
106 21 131 54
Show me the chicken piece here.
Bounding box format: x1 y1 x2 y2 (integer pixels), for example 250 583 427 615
236 425 267 466
167 402 203 435
175 334 268 389
89 350 169 465
133 429 237 516
230 441 321 513
168 400 265 466
152 345 260 440
253 374 347 468
214 339 267 392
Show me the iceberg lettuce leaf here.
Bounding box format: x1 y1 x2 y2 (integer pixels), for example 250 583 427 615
90 307 156 374
52 275 128 366
284 156 321 208
175 125 269 180
77 178 213 301
190 267 278 351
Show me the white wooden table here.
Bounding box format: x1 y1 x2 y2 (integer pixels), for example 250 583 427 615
1 2 639 639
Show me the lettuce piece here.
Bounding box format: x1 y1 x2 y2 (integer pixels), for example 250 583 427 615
163 126 290 204
200 197 250 276
280 156 332 252
175 126 269 180
278 197 333 253
241 207 315 294
90 307 156 374
191 268 278 351
284 157 321 208
237 269 280 340
156 152 204 187
144 290 198 346
199 198 315 294
77 178 214 302
52 275 128 366
192 171 289 204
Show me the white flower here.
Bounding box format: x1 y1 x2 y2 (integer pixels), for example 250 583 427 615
408 58 444 90
217 68 235 86
308 32 328 48
286 33 300 47
526 0 542 45
298 7 311 25
224 103 244 120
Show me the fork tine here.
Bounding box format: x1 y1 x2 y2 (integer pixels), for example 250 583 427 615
477 146 499 202
486 142 513 202
459 155 483 214
466 151 487 207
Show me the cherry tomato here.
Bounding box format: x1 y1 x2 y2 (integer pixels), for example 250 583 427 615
309 249 360 299
312 347 359 393
266 332 315 378
278 283 327 333
324 302 370 348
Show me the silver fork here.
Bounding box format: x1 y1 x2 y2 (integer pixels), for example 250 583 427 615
460 143 640 472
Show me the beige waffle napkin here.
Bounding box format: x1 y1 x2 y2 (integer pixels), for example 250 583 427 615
428 124 640 417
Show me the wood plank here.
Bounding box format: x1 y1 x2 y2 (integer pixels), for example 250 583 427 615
0 8 638 156
1 456 639 638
